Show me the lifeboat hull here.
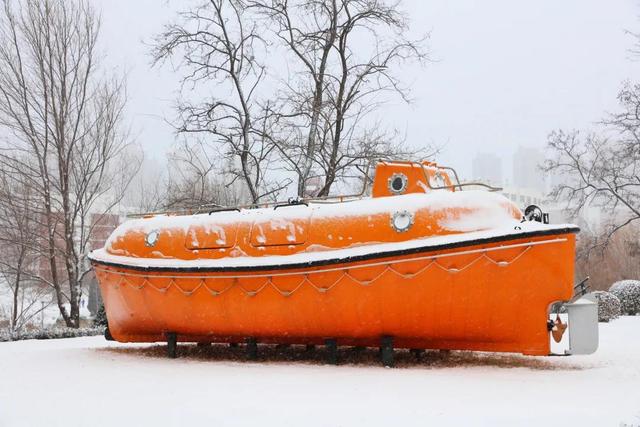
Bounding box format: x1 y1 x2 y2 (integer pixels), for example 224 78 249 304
92 228 576 356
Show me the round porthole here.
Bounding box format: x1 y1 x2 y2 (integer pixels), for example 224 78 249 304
390 210 414 233
388 173 408 194
145 230 160 247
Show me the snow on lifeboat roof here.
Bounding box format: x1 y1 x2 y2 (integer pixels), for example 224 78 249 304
128 160 501 219
87 157 583 273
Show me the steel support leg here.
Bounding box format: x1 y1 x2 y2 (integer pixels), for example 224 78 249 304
246 337 258 361
166 332 178 359
104 326 114 341
380 336 394 368
325 338 338 365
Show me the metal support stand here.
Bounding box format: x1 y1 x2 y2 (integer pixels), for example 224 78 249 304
166 332 178 359
104 326 114 341
325 338 338 365
380 336 394 368
245 337 258 361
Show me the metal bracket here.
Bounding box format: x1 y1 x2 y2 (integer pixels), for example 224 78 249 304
570 276 590 303
274 198 309 210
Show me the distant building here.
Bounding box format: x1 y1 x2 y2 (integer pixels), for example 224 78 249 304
472 152 502 186
86 213 121 315
500 186 545 210
32 211 122 317
89 213 120 251
512 146 545 192
35 212 121 282
501 185 610 228
303 176 323 198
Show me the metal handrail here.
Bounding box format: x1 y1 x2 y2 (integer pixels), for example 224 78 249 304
423 165 502 192
126 159 500 218
208 207 241 215
127 171 373 219
377 160 502 192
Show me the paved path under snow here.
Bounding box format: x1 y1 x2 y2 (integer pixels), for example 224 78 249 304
1 318 639 426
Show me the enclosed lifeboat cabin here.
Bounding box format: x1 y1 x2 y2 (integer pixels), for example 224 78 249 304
90 160 598 362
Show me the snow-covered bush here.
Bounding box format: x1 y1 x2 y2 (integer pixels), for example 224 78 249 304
609 280 640 315
592 291 621 322
0 326 104 342
93 304 108 327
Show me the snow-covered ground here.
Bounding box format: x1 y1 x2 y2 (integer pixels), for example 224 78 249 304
1 318 639 427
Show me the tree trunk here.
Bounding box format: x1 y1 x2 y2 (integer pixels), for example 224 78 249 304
11 269 20 332
296 0 338 197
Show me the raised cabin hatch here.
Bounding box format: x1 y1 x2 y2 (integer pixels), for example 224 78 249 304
250 207 310 246
185 222 238 250
371 160 456 197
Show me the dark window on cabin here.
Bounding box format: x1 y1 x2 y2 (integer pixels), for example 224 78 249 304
391 176 405 192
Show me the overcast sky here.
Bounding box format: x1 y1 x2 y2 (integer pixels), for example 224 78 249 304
98 0 640 181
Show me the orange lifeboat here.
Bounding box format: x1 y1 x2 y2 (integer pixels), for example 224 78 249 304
90 160 597 360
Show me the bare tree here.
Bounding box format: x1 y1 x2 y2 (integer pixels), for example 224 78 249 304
0 165 51 333
251 0 433 197
121 157 168 214
0 0 136 327
544 82 640 249
249 0 338 196
575 224 640 290
163 139 247 210
154 0 432 203
152 0 289 206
